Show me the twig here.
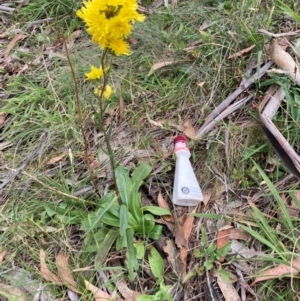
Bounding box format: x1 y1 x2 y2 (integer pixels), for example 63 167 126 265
196 95 253 138
26 18 54 27
196 61 273 138
259 85 300 178
258 29 300 37
0 131 50 190
0 5 15 12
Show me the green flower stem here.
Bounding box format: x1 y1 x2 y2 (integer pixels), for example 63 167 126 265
94 49 119 198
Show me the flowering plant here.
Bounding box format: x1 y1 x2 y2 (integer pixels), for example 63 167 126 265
75 0 145 187
77 0 145 94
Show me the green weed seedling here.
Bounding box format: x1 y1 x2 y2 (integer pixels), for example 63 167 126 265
138 246 173 301
183 225 233 283
79 163 171 281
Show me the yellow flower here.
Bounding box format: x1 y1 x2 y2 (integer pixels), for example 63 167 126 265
85 66 105 80
94 84 113 99
103 85 113 99
108 39 131 56
77 0 145 55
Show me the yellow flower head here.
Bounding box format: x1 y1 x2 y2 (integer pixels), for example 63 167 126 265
94 84 113 99
77 0 145 56
85 66 105 80
103 84 113 99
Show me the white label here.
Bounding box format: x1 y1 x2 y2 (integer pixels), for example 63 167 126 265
181 186 202 197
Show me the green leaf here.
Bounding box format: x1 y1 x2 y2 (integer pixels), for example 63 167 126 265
148 246 164 282
239 224 283 257
101 212 121 227
134 240 145 259
45 204 87 224
279 1 300 22
200 225 207 247
94 228 119 268
203 242 216 256
125 228 138 281
142 206 171 216
128 191 142 223
134 214 155 236
100 201 120 217
84 228 110 253
217 266 236 283
157 283 173 301
81 195 118 232
216 242 231 260
131 164 152 192
148 225 163 240
120 204 128 237
182 269 197 284
191 213 221 219
116 234 127 250
203 258 214 270
137 295 154 301
253 161 293 233
193 249 202 259
44 205 56 217
116 165 132 205
96 192 117 208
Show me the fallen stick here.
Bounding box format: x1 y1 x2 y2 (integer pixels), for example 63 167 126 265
196 95 253 138
260 86 300 178
196 61 273 138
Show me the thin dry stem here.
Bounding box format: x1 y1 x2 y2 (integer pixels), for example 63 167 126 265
62 34 98 193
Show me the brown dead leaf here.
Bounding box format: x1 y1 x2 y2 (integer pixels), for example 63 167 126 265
116 278 139 301
0 284 28 301
228 44 255 59
229 228 250 241
157 192 173 222
183 207 197 241
252 256 300 285
163 239 182 276
0 249 7 265
269 38 300 85
177 208 197 270
182 119 197 140
157 192 171 210
216 228 231 262
217 226 232 249
174 221 188 249
202 191 212 207
46 152 67 165
4 34 27 59
147 60 174 76
214 271 241 301
231 240 264 259
179 246 188 271
67 30 82 42
196 81 207 92
40 249 62 283
0 113 6 127
56 251 81 294
84 279 112 301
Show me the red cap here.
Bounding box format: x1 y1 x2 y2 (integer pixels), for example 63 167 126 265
174 135 187 144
